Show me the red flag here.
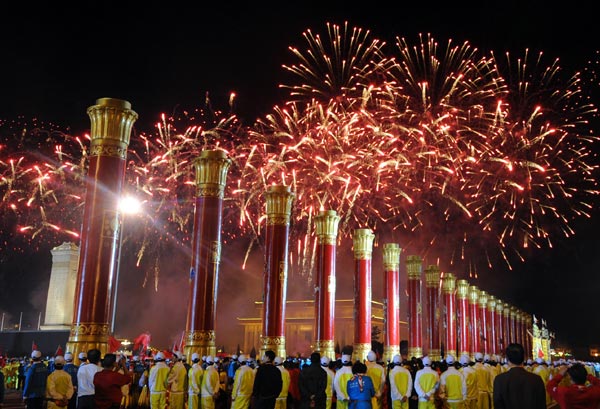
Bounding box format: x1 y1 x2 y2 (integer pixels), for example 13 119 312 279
32 341 38 351
133 332 151 353
108 336 121 353
55 345 64 357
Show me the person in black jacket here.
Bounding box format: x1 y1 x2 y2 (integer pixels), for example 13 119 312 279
492 343 546 409
298 352 327 409
252 350 283 409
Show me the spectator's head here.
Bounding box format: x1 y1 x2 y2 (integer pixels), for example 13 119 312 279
87 349 101 365
54 355 65 369
505 343 525 366
264 350 276 363
310 352 321 366
567 363 588 385
102 353 117 369
352 361 367 375
31 350 42 361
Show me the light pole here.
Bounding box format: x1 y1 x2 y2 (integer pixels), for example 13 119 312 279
111 196 142 335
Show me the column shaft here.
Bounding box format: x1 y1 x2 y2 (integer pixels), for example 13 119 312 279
406 256 423 358
424 265 441 361
468 286 480 355
352 229 375 362
442 274 457 358
383 243 402 363
456 280 469 358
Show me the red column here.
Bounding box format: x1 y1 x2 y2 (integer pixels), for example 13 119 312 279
442 273 457 359
314 210 340 361
495 301 504 355
456 279 470 358
503 303 511 348
509 306 518 345
66 98 137 358
383 243 402 363
468 285 480 355
261 185 294 358
352 228 375 362
424 265 441 361
184 150 231 359
406 255 423 359
515 309 523 346
524 314 533 360
477 291 489 355
486 296 497 356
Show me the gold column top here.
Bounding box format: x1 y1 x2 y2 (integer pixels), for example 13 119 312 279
468 285 479 304
503 303 511 317
510 306 518 318
441 273 456 294
515 310 523 322
487 295 496 310
456 279 470 299
525 314 532 325
87 97 138 159
315 210 340 245
495 300 504 313
405 255 422 280
266 185 295 225
425 265 441 288
193 150 231 197
478 290 488 307
353 228 375 260
382 243 401 270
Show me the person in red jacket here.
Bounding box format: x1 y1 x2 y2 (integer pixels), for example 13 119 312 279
546 362 600 409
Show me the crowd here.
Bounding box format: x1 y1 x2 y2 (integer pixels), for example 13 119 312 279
2 342 600 409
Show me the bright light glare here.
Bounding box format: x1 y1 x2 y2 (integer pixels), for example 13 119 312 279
119 196 142 215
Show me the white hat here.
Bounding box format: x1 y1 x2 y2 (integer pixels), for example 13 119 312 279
214 356 220 363
133 355 140 362
367 351 376 362
341 354 351 364
238 354 247 363
475 352 484 361
422 356 432 366
535 357 544 364
206 355 214 364
526 359 533 365
191 353 200 362
446 355 455 365
202 355 207 362
78 352 87 360
31 350 42 359
274 356 283 365
174 351 183 360
154 352 165 361
321 356 331 366
483 354 491 362
392 354 402 364
64 353 73 362
459 355 470 365
54 356 65 366
232 354 238 360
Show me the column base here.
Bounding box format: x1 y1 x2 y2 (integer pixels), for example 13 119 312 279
383 345 400 364
429 348 441 362
260 335 286 359
407 346 423 359
183 330 216 361
66 322 109 364
352 343 371 362
315 339 335 361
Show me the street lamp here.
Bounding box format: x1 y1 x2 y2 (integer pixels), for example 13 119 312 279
111 195 142 334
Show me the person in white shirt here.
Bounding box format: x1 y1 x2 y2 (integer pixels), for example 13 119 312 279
76 349 102 409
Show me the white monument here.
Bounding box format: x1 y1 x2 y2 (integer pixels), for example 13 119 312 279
40 242 79 330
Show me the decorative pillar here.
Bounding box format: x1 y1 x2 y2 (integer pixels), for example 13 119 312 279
261 185 294 358
514 309 523 346
486 296 497 356
441 273 457 358
525 314 533 360
382 243 402 363
456 279 470 358
477 291 489 355
406 256 423 359
468 286 480 355
352 228 375 362
509 306 518 345
503 302 511 347
314 210 340 361
424 265 441 361
495 300 504 355
184 150 231 359
67 98 137 358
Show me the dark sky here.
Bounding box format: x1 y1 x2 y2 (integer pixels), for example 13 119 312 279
0 2 599 353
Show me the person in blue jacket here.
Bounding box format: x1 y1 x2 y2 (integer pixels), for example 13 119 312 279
22 350 49 409
347 361 375 409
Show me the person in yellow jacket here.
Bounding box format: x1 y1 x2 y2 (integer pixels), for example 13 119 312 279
231 354 255 409
201 356 221 409
333 355 353 409
149 352 170 409
473 353 491 409
459 355 477 409
273 357 290 409
532 358 551 406
320 356 335 409
188 353 204 409
439 355 466 409
46 356 74 409
388 355 412 409
167 352 188 409
414 356 439 409
365 351 386 409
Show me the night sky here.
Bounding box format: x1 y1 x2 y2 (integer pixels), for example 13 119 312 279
0 2 599 353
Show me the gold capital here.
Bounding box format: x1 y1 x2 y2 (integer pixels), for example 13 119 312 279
425 265 441 288
441 273 456 294
495 300 504 314
468 285 479 304
406 255 423 280
266 185 294 225
315 210 340 245
382 243 401 270
487 295 497 311
503 303 511 317
478 290 489 307
87 98 137 159
193 150 231 198
353 228 375 260
456 279 470 299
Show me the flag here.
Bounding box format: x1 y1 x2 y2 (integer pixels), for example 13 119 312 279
133 332 152 353
108 336 121 353
55 345 64 357
32 340 38 351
